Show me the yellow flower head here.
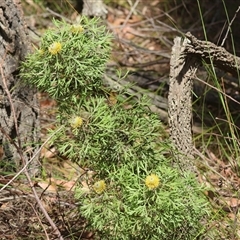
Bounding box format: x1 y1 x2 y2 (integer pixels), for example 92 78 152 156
145 174 160 190
48 42 62 55
93 180 106 194
71 24 84 33
70 116 83 128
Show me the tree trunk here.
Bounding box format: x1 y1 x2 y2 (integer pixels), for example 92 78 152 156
168 37 198 174
0 0 40 175
82 0 107 17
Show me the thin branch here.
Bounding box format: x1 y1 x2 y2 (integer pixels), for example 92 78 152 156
121 0 140 29
221 6 240 47
29 201 50 240
0 126 63 192
194 76 240 105
185 32 240 77
46 7 72 23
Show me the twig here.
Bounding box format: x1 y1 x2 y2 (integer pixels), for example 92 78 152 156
46 7 72 23
121 58 169 68
0 126 63 192
194 76 240 105
221 6 240 47
193 147 228 183
118 37 171 58
29 201 50 240
121 0 140 30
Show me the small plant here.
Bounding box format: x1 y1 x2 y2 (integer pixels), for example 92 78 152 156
76 160 209 240
21 17 112 103
48 94 164 175
21 17 211 239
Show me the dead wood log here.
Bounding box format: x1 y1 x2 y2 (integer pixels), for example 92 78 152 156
169 32 240 173
185 32 240 78
168 37 199 173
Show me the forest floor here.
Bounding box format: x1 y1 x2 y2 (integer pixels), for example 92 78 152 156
0 0 240 239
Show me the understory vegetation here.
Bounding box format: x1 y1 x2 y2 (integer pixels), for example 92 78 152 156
1 0 240 239
21 17 211 239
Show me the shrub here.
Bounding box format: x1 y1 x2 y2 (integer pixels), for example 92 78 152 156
49 94 164 175
21 17 210 240
20 17 112 103
76 160 209 240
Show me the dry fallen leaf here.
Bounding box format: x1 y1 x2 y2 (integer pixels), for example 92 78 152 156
41 146 58 159
107 91 118 106
37 180 57 193
53 179 76 191
80 181 91 194
0 202 11 210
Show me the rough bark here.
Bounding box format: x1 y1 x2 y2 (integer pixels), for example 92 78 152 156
0 0 40 175
168 37 199 173
168 32 240 174
185 32 240 78
82 0 107 17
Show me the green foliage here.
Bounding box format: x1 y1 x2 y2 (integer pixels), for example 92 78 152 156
49 94 164 175
21 17 211 239
20 17 112 103
76 161 209 240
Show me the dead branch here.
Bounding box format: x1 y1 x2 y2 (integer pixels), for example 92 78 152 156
168 37 199 173
168 32 240 174
185 32 240 78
